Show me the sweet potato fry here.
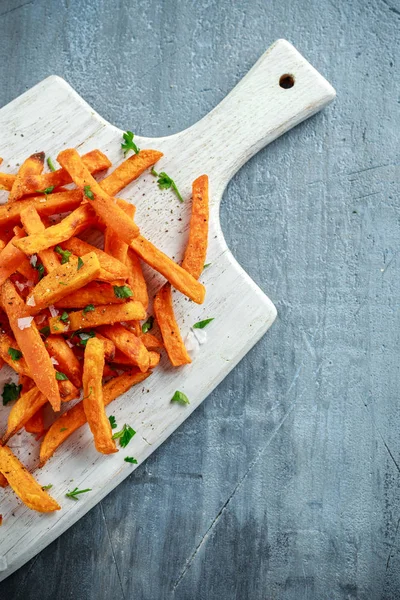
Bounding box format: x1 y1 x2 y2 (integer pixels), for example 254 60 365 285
49 301 146 333
130 235 205 304
25 406 45 436
103 364 119 378
110 349 160 371
1 280 61 411
71 332 115 361
0 189 83 228
0 173 15 192
0 227 36 286
3 378 77 444
153 283 191 366
2 150 111 195
8 152 45 203
0 331 30 375
14 204 97 255
20 206 59 272
60 237 129 282
45 335 82 388
98 324 150 372
181 175 209 279
140 332 163 350
83 337 117 454
148 351 161 369
19 374 35 393
3 386 47 443
37 149 111 191
104 202 135 265
28 252 101 311
100 149 163 196
40 370 150 466
57 149 140 241
54 282 124 309
0 446 60 512
125 249 148 310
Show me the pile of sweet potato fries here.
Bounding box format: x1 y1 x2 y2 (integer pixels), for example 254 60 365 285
0 143 208 513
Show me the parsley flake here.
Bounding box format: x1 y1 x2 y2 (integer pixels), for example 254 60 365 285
60 427 68 432
141 316 154 334
60 311 69 323
83 304 95 314
2 383 22 406
39 326 50 337
121 130 140 156
8 347 22 361
171 390 190 405
36 185 55 197
55 371 68 381
203 263 211 269
124 457 138 464
65 487 91 501
47 157 56 172
55 245 72 264
152 169 183 203
42 484 53 491
84 185 94 200
193 318 214 329
109 415 117 429
112 424 136 447
35 262 45 280
113 285 133 299
77 257 84 270
78 331 95 347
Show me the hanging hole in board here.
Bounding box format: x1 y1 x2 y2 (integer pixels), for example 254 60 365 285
279 74 295 89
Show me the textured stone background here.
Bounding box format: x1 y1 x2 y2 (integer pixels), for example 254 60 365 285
0 0 399 598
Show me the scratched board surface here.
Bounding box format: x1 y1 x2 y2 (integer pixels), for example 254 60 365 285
0 0 399 599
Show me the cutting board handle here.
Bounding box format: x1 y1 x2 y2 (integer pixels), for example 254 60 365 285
181 39 335 193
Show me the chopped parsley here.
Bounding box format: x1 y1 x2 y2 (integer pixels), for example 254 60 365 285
109 415 117 429
55 245 72 264
60 427 68 432
203 263 211 269
60 311 69 323
84 185 94 200
113 285 133 299
42 484 53 491
124 457 138 464
55 371 68 381
47 157 56 172
141 316 154 334
36 185 55 197
77 257 84 270
77 331 95 347
112 424 136 447
35 262 45 280
152 169 183 203
8 347 22 361
39 326 50 337
171 390 190 405
83 304 95 314
2 382 22 406
193 318 214 329
121 130 140 156
65 487 91 501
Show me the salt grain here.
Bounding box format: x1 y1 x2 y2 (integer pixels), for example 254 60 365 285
49 305 59 318
17 317 33 330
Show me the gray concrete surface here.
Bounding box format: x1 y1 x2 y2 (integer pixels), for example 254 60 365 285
0 0 399 598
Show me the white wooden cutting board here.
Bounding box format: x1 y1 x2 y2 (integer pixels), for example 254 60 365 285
0 39 335 580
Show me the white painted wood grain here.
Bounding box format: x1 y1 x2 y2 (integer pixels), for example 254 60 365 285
0 39 335 580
